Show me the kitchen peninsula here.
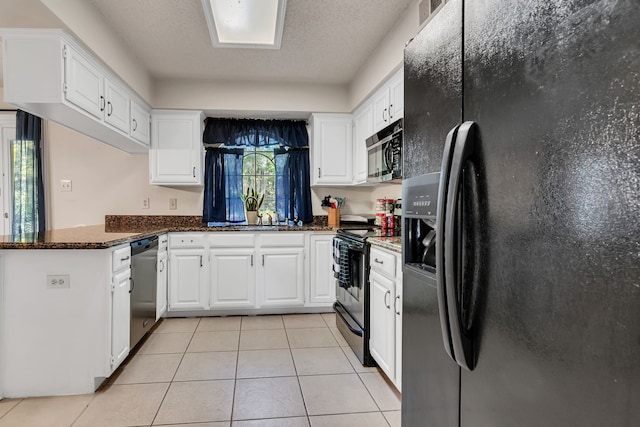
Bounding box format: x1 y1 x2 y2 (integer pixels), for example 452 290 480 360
0 216 341 397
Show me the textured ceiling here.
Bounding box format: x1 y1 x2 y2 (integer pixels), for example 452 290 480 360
87 0 414 85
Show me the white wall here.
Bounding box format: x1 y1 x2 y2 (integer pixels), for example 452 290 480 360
46 122 203 229
347 0 421 111
39 0 154 104
46 121 399 228
0 88 13 110
154 79 350 117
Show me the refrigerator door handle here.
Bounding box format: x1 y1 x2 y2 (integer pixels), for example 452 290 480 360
444 120 477 371
436 124 460 363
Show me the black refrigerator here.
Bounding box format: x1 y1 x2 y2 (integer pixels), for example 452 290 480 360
402 0 640 426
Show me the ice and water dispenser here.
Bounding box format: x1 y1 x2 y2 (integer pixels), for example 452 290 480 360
403 172 440 273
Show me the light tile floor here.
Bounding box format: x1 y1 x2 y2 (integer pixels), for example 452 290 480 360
0 313 401 427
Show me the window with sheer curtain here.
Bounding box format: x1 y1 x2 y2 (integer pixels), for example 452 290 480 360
11 110 45 236
202 118 312 224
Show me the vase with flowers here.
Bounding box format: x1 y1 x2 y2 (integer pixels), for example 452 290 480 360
240 187 264 225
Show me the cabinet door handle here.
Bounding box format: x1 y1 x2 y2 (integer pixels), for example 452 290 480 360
374 258 384 264
159 259 165 273
262 255 265 266
193 167 196 178
200 255 203 267
129 277 135 294
383 107 387 122
389 104 394 119
250 255 253 266
132 118 137 131
395 295 400 315
107 101 113 116
384 290 391 309
121 255 130 261
318 168 321 178
100 96 105 111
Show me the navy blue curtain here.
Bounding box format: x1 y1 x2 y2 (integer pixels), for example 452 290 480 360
203 118 312 223
203 147 244 223
275 147 313 222
12 110 45 234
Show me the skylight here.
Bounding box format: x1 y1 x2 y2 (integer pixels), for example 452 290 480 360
201 0 287 49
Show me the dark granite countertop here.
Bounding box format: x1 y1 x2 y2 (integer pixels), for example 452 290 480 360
369 236 402 253
0 222 345 250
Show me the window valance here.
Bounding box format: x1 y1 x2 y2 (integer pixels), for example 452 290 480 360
203 118 308 148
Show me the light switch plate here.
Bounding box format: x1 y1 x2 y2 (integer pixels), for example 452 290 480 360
60 180 72 192
169 198 177 210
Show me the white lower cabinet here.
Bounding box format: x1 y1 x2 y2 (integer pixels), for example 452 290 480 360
308 234 337 304
156 234 168 320
370 271 396 375
259 248 305 307
369 245 402 388
168 232 337 313
210 248 256 309
168 248 208 311
110 245 131 374
110 268 131 370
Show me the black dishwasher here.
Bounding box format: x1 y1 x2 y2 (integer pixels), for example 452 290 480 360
130 236 159 349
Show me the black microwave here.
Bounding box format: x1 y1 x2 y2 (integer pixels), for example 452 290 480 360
366 119 403 183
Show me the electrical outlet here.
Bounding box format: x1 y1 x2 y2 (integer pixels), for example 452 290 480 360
169 198 177 210
47 274 70 289
142 198 150 209
60 180 72 192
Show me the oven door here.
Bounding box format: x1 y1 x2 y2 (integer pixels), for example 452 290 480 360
336 242 367 327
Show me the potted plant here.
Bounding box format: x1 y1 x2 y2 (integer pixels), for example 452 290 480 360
240 187 264 225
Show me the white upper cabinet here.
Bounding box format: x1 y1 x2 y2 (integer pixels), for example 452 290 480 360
372 68 404 133
388 69 404 124
1 29 150 154
64 45 104 119
352 102 374 184
130 99 151 146
310 113 353 185
103 77 130 134
150 110 204 186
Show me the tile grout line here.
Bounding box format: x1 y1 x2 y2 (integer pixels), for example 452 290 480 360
229 316 248 423
283 318 313 426
149 317 201 427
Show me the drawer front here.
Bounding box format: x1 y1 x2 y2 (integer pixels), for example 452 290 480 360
370 247 396 278
209 233 256 248
260 233 305 247
169 233 206 249
112 245 131 273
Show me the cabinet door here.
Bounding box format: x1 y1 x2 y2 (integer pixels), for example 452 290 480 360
353 103 373 184
150 111 204 185
168 249 208 310
210 248 256 309
369 271 395 377
64 45 104 119
388 69 404 122
156 250 168 320
394 270 403 390
309 235 336 304
372 87 391 132
259 248 305 307
104 78 129 133
130 100 151 145
312 114 353 185
111 269 131 372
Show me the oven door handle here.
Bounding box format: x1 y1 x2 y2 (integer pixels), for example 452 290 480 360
333 302 363 337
